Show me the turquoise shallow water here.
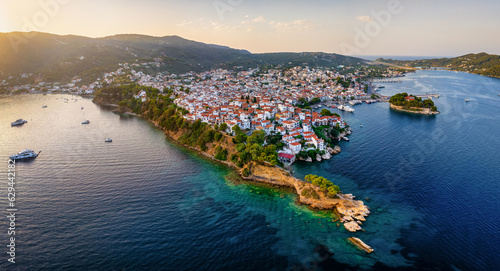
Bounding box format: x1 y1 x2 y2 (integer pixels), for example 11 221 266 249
0 70 499 270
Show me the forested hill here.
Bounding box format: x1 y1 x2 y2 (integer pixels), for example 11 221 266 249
377 53 500 78
0 32 366 83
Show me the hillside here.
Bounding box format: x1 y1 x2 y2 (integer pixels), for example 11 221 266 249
377 53 500 78
0 32 366 84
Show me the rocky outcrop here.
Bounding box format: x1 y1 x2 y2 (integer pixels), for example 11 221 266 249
327 146 342 155
248 163 370 232
348 237 374 253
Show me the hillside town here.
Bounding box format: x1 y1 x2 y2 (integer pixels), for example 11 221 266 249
123 66 376 163
2 63 409 164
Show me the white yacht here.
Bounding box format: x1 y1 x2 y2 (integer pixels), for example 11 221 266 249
465 98 471 102
344 105 355 112
337 104 355 112
11 119 28 126
10 149 41 160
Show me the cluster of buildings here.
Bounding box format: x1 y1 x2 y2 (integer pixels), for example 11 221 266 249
123 66 363 158
163 68 358 157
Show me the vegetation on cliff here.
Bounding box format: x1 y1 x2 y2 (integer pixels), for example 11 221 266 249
389 93 438 112
93 84 282 169
305 174 340 197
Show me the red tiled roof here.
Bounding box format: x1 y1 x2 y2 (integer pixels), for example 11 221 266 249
279 153 295 159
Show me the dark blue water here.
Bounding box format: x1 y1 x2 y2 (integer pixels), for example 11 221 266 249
0 70 499 270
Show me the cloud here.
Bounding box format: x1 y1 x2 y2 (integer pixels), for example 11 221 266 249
269 19 316 32
176 20 193 27
356 16 373 22
252 16 266 23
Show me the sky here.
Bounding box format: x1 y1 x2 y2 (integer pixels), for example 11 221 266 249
1 0 499 56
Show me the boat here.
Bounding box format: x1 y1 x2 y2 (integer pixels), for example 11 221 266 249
10 149 41 160
81 112 89 124
11 119 28 126
465 98 471 102
360 124 363 127
42 105 48 108
344 105 355 112
105 138 112 143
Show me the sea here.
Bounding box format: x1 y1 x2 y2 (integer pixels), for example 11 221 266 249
0 69 499 270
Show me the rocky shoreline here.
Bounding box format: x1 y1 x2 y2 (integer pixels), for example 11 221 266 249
390 103 440 115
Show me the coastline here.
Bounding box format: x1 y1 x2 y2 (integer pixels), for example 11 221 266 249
390 103 440 115
98 101 371 235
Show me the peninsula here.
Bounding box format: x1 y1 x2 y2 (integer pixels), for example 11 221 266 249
377 52 500 78
389 93 439 115
92 68 373 235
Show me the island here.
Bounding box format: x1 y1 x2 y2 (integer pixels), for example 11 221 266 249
389 93 439 115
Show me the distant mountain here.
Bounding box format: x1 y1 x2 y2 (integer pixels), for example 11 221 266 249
0 32 366 84
377 53 500 78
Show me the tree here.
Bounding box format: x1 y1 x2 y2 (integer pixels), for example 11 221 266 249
220 123 228 131
235 133 247 144
320 109 333 116
232 124 241 134
247 130 265 145
242 167 250 177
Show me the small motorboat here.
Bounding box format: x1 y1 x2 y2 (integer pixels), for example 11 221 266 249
11 119 28 126
10 149 41 160
105 138 112 143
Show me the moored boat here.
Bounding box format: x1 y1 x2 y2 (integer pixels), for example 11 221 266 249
105 138 112 143
10 149 41 160
11 119 28 126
